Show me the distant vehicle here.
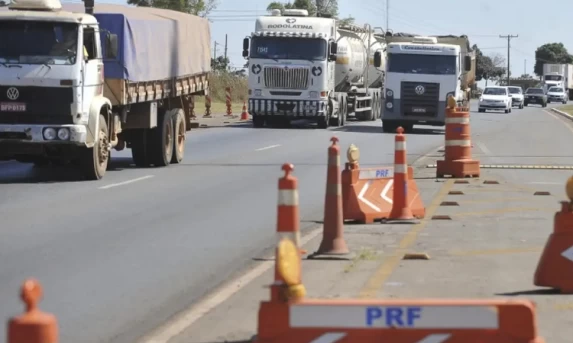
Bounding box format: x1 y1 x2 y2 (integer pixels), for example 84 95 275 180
478 86 512 113
546 86 568 104
524 88 548 107
542 63 573 97
507 86 524 109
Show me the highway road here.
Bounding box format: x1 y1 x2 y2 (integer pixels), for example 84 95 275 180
0 117 446 342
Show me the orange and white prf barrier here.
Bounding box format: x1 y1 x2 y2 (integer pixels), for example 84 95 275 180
256 238 545 343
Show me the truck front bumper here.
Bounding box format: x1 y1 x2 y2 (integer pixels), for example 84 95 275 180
0 124 87 145
249 98 328 117
382 100 447 126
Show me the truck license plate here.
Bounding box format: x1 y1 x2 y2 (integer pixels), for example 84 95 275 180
0 103 26 111
412 107 426 113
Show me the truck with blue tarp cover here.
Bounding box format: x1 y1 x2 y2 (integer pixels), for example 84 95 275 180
0 0 211 180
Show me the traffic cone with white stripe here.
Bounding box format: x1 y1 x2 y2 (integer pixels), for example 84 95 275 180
240 101 249 121
314 137 349 256
386 127 420 223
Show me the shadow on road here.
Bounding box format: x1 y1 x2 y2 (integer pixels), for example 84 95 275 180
495 288 563 296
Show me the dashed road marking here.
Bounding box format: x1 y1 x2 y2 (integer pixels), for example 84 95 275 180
255 144 281 151
99 175 154 189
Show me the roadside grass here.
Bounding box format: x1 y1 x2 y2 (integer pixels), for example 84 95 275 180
194 100 245 115
557 104 573 115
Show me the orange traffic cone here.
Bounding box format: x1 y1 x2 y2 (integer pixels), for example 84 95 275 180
314 137 349 256
534 176 573 293
386 127 418 223
240 101 249 121
8 279 58 343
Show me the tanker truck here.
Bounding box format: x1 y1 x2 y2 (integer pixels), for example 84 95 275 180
242 9 386 129
381 34 475 133
0 0 210 180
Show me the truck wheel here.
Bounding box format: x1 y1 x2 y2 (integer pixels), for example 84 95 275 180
253 115 265 128
371 95 378 121
80 114 109 180
318 103 330 129
171 109 185 164
131 129 152 167
150 110 174 167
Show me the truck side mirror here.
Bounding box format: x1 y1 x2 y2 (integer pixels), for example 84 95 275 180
105 33 118 59
329 41 337 61
242 38 249 58
374 51 382 68
464 55 471 72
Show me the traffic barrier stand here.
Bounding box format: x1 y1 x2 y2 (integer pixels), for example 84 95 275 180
342 143 417 224
436 96 480 178
240 101 250 121
385 127 425 223
203 95 212 118
225 87 233 117
534 176 573 293
7 279 58 343
255 238 545 343
313 137 350 257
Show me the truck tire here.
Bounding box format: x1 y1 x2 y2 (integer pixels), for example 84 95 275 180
328 99 341 127
149 109 174 167
171 108 185 164
318 102 330 129
252 115 265 128
80 114 109 180
370 95 378 121
131 129 152 167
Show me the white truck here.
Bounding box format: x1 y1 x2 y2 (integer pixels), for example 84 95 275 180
380 34 475 133
0 0 210 180
242 9 386 129
542 63 573 98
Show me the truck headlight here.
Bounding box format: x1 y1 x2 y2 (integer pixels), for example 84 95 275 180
57 128 70 141
309 91 318 98
43 128 57 140
386 90 393 97
386 102 393 109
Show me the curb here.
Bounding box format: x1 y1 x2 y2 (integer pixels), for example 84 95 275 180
550 107 573 121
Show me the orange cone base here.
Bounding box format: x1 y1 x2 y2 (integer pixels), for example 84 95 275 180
384 179 426 224
436 159 481 178
315 237 350 256
241 113 249 120
534 232 573 293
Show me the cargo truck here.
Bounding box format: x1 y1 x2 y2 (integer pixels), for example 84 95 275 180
242 9 386 129
381 34 475 133
542 63 573 98
0 0 210 180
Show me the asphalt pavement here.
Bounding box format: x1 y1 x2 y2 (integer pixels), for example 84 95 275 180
0 116 446 342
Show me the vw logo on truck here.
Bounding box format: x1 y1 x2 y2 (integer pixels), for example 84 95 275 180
415 85 425 95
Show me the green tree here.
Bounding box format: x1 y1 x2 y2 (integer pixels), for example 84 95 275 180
267 0 353 25
534 43 573 76
211 56 229 72
520 73 532 79
473 44 493 81
267 0 316 15
127 0 218 17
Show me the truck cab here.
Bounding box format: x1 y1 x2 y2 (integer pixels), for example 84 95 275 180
381 36 473 133
0 0 117 178
543 73 565 92
243 9 338 129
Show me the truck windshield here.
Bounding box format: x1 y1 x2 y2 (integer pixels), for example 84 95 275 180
387 53 456 75
544 75 562 81
549 87 563 92
250 36 327 61
0 20 78 65
508 87 522 94
526 88 544 94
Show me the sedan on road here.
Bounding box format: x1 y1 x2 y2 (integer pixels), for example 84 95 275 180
524 88 548 107
507 86 524 109
478 86 512 113
546 86 568 104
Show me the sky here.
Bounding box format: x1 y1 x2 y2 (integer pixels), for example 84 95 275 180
63 0 573 87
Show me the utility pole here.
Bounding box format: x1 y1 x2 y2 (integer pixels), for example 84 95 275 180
386 0 389 32
224 34 228 60
524 59 526 76
499 34 518 86
213 41 219 58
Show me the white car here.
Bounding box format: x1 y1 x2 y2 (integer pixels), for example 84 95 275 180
507 86 524 109
478 86 512 113
546 86 568 104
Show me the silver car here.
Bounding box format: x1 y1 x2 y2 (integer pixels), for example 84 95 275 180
547 86 568 104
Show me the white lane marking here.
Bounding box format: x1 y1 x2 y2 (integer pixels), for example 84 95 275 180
475 141 493 156
357 180 381 212
310 333 347 343
99 175 154 190
380 179 393 204
417 334 452 343
138 226 323 343
256 144 281 151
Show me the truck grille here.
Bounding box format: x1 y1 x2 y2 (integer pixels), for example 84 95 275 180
264 66 309 90
0 86 74 125
400 82 440 117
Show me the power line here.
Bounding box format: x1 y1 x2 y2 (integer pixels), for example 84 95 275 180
500 34 518 86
